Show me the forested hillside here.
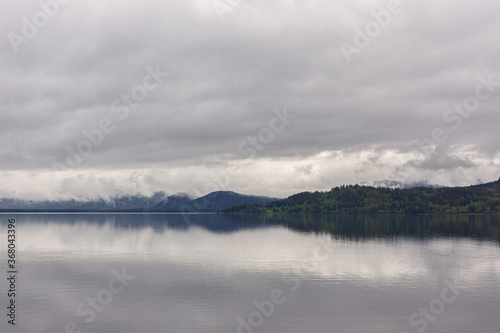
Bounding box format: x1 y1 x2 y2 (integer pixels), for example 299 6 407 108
222 178 500 214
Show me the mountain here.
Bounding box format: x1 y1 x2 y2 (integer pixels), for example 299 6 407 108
0 192 168 212
152 191 278 212
150 193 193 212
0 191 278 212
222 178 500 214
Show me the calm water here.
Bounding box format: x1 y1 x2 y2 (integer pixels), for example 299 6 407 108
1 213 499 333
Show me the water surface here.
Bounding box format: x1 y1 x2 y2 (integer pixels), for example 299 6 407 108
1 213 499 333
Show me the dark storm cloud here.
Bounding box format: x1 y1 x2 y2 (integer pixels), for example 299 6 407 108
1 0 499 198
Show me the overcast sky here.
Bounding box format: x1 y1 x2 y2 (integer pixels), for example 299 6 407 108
1 0 499 200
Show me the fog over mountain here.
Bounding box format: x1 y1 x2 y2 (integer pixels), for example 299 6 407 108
1 0 499 200
0 191 277 212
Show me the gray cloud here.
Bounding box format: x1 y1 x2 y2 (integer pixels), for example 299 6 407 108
1 0 499 199
412 152 476 171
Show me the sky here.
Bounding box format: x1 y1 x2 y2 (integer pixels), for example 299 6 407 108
1 0 499 201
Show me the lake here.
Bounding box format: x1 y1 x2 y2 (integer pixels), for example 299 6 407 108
1 213 499 333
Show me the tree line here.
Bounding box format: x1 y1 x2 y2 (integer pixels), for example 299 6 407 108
222 178 500 214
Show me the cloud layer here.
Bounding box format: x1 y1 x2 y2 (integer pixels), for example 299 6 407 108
1 0 499 199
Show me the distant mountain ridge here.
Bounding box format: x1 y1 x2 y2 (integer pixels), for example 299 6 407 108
152 191 278 212
0 191 278 212
0 192 169 212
